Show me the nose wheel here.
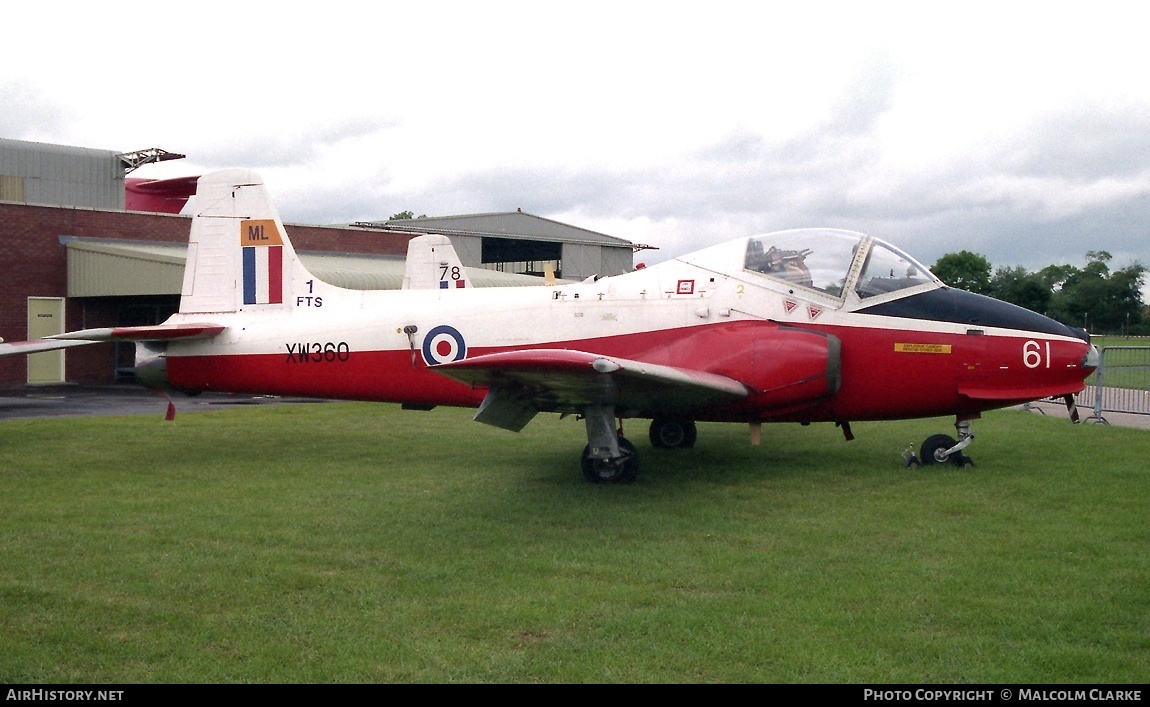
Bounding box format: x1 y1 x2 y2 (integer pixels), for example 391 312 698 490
919 434 974 468
905 418 975 468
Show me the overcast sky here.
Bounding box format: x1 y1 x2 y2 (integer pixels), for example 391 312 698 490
3 1 1148 282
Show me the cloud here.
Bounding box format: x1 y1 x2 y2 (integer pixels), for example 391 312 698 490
248 65 1147 283
0 82 67 139
183 117 397 170
4 3 1142 288
1009 105 1150 180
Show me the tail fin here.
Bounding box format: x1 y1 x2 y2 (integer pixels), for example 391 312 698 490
402 234 472 290
179 170 312 314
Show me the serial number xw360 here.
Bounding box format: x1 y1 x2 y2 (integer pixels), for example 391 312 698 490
285 342 351 363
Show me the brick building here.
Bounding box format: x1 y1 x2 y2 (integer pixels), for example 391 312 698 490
0 201 415 388
1 139 634 389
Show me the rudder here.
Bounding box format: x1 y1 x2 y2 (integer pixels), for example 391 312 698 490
180 170 311 314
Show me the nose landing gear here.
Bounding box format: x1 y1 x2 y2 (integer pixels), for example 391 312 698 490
904 417 976 469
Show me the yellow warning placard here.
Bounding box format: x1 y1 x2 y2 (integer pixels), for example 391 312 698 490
894 343 952 354
240 219 283 246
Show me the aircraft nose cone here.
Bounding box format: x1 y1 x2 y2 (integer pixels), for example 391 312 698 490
1083 344 1101 371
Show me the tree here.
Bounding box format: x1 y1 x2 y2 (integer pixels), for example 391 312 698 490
932 251 992 294
1085 250 1113 274
989 266 1051 314
1037 263 1076 291
937 249 1144 334
389 210 414 221
1047 254 1145 334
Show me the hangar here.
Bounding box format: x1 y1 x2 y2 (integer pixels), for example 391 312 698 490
0 138 634 389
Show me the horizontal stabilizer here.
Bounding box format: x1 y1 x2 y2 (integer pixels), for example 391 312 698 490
47 323 226 342
0 338 98 357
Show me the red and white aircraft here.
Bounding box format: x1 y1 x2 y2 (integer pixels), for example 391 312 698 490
6 170 1099 482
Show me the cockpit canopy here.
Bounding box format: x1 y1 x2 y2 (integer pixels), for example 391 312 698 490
682 229 940 305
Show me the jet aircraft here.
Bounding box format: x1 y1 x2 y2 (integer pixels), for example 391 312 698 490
4 170 1099 483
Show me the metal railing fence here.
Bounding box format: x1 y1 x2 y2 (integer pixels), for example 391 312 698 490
1079 346 1150 424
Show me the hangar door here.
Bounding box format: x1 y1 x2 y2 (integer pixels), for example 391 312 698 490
27 297 65 385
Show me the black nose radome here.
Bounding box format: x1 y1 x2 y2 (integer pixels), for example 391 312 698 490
857 288 1082 339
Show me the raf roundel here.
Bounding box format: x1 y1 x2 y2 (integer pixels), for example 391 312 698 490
421 325 468 365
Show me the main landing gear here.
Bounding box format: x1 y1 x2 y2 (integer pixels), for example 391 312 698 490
580 404 639 484
578 411 700 484
581 437 639 484
905 416 976 469
649 417 697 449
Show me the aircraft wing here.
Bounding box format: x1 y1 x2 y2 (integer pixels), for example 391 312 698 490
46 323 226 342
430 348 749 431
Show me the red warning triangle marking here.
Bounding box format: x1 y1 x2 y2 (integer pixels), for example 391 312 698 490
784 300 798 314
808 305 823 320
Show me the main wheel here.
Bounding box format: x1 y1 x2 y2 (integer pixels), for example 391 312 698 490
920 434 960 466
649 418 697 449
581 437 639 484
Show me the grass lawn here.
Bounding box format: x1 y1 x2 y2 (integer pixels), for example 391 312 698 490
2 403 1148 683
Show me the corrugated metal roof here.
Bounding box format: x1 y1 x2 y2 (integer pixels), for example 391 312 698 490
365 211 632 247
65 239 186 296
62 238 549 297
1 138 125 210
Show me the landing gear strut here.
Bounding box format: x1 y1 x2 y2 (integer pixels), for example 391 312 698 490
906 416 976 468
580 404 638 484
581 437 638 484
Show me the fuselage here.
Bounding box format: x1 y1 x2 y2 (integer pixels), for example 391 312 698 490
160 229 1095 425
